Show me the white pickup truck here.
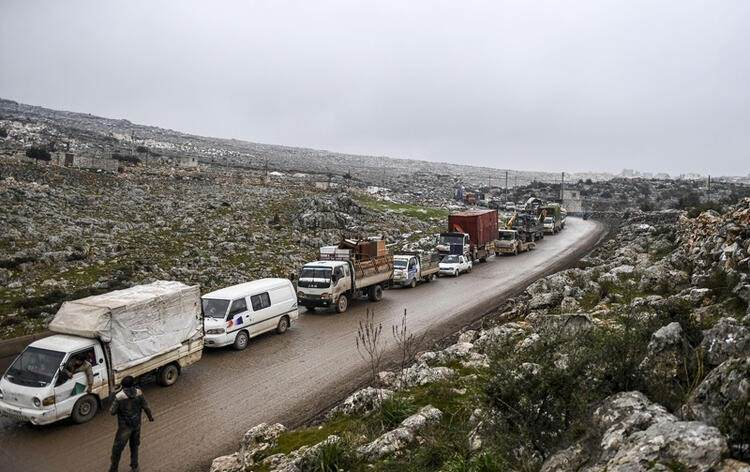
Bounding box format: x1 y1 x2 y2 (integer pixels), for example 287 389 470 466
297 245 394 313
393 253 440 288
0 281 203 425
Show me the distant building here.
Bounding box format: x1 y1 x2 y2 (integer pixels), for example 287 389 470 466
454 184 465 202
562 189 583 213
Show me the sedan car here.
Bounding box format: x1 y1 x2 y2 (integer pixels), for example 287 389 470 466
438 254 472 277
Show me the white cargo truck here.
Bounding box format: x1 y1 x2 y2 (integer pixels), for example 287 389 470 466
494 230 536 256
0 281 203 425
297 241 394 313
393 252 440 288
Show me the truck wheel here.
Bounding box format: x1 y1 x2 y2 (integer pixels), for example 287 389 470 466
232 330 250 351
408 278 417 289
71 394 98 424
157 363 180 386
368 285 383 302
335 295 349 313
276 316 289 334
479 256 487 263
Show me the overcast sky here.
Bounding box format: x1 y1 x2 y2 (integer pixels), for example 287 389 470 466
1 1 749 175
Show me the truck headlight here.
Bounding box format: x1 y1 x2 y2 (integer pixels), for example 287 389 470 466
297 291 304 297
33 397 41 408
206 328 225 335
320 293 330 299
42 395 55 406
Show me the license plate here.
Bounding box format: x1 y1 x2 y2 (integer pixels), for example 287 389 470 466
0 409 27 421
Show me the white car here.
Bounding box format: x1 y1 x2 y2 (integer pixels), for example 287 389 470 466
202 279 298 350
438 255 472 277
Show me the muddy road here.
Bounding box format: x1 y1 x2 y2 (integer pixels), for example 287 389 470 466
0 218 604 472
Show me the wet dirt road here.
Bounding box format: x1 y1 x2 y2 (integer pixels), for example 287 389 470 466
0 218 604 472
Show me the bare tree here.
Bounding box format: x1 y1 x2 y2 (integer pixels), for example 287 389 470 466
392 309 425 387
356 308 386 386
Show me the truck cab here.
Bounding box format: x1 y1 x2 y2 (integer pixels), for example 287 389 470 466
437 232 470 259
393 255 419 288
0 335 108 425
297 260 353 313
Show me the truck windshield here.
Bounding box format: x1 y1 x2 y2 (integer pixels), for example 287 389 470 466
443 255 459 263
5 347 65 387
545 217 554 223
439 234 464 245
394 260 408 269
500 232 515 240
300 267 332 279
202 299 230 318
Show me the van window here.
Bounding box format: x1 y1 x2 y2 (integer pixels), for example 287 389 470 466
229 298 247 315
251 292 271 311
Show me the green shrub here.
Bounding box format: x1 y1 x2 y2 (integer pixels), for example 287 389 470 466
375 396 418 430
25 146 51 161
112 152 141 164
442 452 507 472
299 438 356 472
484 311 705 464
0 127 7 138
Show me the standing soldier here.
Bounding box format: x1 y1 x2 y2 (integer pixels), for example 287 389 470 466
109 376 154 472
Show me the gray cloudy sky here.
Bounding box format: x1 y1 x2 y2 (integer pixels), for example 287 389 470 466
1 1 749 175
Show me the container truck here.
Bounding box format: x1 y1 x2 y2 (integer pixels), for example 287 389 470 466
437 209 498 262
0 281 203 425
393 252 440 288
297 239 394 313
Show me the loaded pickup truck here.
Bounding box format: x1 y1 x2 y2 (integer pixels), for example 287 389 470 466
0 281 203 425
393 252 440 288
495 229 536 256
297 240 394 313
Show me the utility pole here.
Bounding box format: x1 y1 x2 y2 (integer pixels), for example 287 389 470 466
707 175 711 201
560 171 565 203
505 170 509 202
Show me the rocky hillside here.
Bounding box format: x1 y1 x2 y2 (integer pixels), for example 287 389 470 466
211 200 750 471
0 159 444 339
0 97 613 189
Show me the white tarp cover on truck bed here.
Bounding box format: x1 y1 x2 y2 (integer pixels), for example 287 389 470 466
49 281 201 370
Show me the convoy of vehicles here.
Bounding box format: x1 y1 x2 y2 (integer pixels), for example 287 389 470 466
0 281 203 425
0 198 571 427
393 252 440 288
296 239 394 313
202 279 298 350
495 229 536 255
438 254 473 277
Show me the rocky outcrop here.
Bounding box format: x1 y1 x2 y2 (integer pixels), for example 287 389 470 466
684 357 750 427
357 405 442 460
327 387 393 418
542 391 730 471
701 318 750 366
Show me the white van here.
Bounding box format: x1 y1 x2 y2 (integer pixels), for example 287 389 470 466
201 279 298 350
